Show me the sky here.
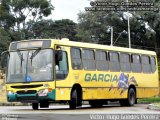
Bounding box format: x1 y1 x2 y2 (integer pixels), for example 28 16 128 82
50 0 90 23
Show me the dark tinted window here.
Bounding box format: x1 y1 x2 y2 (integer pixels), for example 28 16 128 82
151 56 156 73
95 50 108 71
71 48 82 69
141 55 151 73
120 53 131 72
109 52 120 71
82 49 94 59
82 49 95 70
131 54 141 73
56 52 68 79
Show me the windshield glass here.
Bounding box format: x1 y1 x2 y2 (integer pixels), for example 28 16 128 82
7 49 53 83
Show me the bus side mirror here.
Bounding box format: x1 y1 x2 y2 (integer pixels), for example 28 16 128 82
0 51 9 70
55 50 63 61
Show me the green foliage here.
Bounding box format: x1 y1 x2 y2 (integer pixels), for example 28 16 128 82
0 0 54 51
0 27 10 52
77 0 160 53
0 28 10 46
138 97 160 103
0 0 79 52
31 19 78 41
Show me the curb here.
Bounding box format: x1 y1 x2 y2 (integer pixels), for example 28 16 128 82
147 104 160 110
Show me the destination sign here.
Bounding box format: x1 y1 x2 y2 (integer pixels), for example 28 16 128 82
9 40 51 50
17 41 43 49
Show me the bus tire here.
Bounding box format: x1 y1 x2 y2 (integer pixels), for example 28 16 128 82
69 89 77 109
135 99 137 104
120 88 136 106
40 102 49 108
32 103 39 110
77 90 82 107
128 88 136 106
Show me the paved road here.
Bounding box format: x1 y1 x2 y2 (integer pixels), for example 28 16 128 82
0 104 159 120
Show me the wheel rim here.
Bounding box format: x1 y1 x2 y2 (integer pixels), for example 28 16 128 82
129 90 135 105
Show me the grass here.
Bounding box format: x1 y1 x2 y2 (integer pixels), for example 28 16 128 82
138 97 160 104
154 103 160 106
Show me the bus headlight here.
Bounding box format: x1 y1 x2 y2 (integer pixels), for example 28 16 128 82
8 91 14 95
38 89 49 97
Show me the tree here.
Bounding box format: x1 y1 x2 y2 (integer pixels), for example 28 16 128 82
77 0 160 52
31 19 78 41
0 0 54 41
0 27 11 52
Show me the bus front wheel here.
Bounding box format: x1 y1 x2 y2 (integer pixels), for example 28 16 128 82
120 88 136 106
40 102 49 108
32 103 39 110
69 89 78 109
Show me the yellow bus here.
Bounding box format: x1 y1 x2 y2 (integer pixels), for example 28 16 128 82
5 38 159 109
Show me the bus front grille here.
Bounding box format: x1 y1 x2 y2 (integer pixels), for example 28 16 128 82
11 84 43 89
17 90 37 94
17 96 37 101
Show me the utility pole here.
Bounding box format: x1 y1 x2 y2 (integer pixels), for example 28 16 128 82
110 27 113 46
127 0 131 48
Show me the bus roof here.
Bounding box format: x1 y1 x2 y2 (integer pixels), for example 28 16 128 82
52 39 156 56
10 39 156 56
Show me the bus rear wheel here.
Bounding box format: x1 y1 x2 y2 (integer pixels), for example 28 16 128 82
69 89 78 109
120 88 136 106
32 103 39 110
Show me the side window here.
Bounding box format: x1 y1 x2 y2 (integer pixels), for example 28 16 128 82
82 49 95 70
71 48 82 69
120 53 131 72
95 50 108 71
141 55 151 73
56 51 68 79
109 52 120 72
131 54 141 73
151 56 156 73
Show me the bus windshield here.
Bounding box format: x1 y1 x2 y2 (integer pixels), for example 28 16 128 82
7 49 53 83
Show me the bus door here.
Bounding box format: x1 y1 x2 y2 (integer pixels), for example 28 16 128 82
54 45 69 87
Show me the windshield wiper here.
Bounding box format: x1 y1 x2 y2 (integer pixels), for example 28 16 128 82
30 48 41 65
17 50 23 67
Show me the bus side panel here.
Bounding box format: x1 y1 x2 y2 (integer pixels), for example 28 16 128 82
55 88 71 100
136 71 159 98
81 71 159 100
55 45 159 101
136 88 159 98
80 72 128 100
82 88 128 100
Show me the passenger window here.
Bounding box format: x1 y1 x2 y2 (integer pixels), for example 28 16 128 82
141 55 151 73
71 48 82 69
109 52 120 71
82 49 95 70
95 50 108 71
120 53 131 72
151 56 156 73
131 54 141 73
56 51 68 79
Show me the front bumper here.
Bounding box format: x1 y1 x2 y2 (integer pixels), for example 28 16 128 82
7 90 55 103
